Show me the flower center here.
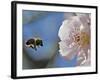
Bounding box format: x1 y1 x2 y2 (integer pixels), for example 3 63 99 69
73 32 90 47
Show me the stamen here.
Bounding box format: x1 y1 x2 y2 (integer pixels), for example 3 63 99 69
73 32 90 47
80 32 90 47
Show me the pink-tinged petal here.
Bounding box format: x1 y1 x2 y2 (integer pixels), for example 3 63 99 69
63 46 80 60
77 49 86 66
59 41 80 60
77 51 91 66
58 20 71 41
83 49 91 66
78 14 91 35
82 45 90 59
58 16 81 41
77 46 90 66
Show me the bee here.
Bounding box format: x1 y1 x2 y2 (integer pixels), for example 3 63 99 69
25 38 43 51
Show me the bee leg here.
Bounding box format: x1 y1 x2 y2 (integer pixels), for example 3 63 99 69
34 45 37 51
34 48 37 51
30 45 34 49
34 47 37 51
30 45 37 51
40 40 43 46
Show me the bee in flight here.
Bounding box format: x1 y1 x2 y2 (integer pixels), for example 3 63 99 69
25 37 43 51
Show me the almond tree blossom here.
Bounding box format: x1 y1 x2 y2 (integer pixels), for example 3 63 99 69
58 13 91 66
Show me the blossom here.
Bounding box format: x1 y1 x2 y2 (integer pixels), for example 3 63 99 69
58 14 91 66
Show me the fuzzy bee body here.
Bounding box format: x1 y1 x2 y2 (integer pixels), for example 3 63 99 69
26 38 43 50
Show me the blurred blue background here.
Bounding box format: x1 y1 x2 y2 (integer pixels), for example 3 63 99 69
22 10 77 69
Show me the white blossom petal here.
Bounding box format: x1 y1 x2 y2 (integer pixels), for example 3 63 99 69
58 13 91 66
58 16 81 41
59 41 80 60
58 20 70 41
77 14 91 34
77 49 90 66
